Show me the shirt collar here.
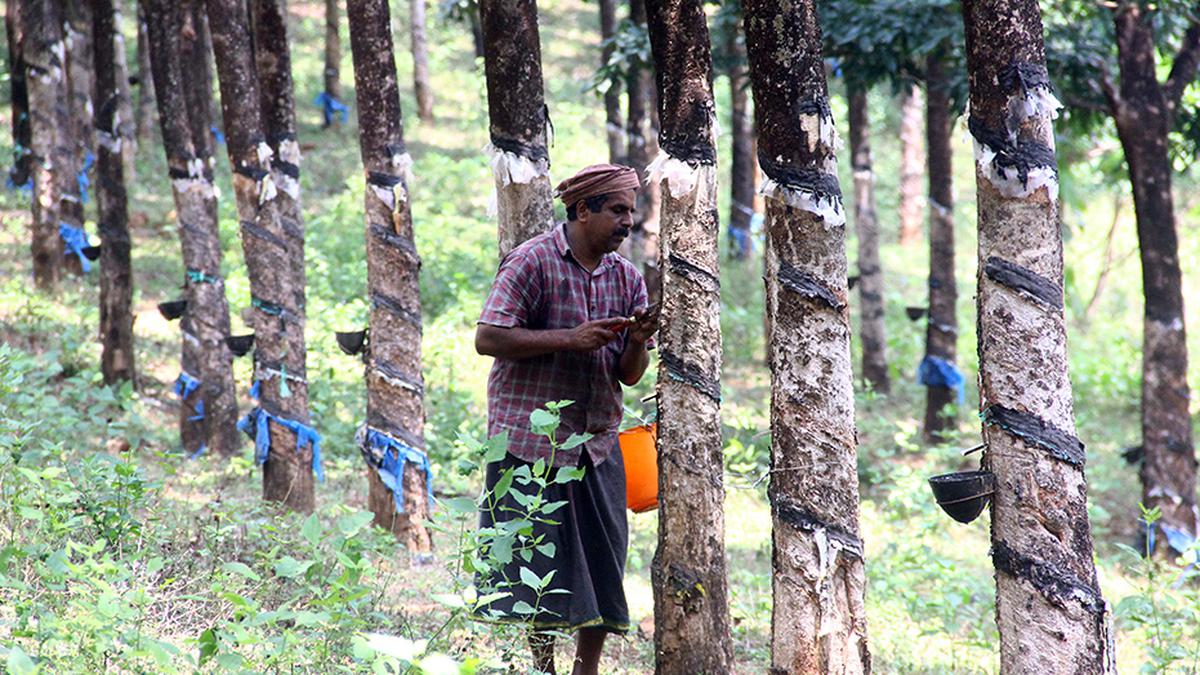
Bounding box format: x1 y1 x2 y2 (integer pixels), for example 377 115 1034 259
555 223 615 275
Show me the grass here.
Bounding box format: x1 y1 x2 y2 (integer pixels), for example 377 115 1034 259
1 0 1199 672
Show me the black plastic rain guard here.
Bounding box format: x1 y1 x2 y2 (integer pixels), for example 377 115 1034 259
847 275 860 290
928 470 995 524
82 245 101 261
336 329 368 356
157 299 187 321
905 306 927 321
225 334 255 357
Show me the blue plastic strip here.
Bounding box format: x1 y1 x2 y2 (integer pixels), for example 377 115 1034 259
188 444 207 460
239 381 324 482
313 91 349 125
211 125 226 145
917 354 965 405
173 371 201 400
728 224 753 257
363 427 433 514
188 399 205 422
77 152 94 204
58 222 91 272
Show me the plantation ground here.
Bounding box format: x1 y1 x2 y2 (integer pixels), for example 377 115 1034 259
1 1 1199 672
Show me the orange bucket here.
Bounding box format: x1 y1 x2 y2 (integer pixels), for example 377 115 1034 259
619 423 658 513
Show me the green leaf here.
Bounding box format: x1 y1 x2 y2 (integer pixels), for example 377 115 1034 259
430 592 467 608
474 591 511 608
491 535 513 565
519 566 543 590
511 600 536 615
221 561 261 581
560 433 591 451
337 510 375 537
301 513 322 546
541 500 568 514
493 469 514 501
554 466 586 484
532 458 546 479
198 628 219 665
484 432 510 463
273 556 315 579
441 497 478 514
5 645 36 675
535 542 557 559
529 409 559 436
293 610 331 627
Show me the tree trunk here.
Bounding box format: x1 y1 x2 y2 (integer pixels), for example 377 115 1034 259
20 0 68 289
745 2 871 672
110 0 137 180
61 0 93 272
922 54 957 441
346 0 434 554
410 0 434 123
6 0 33 191
144 0 240 458
135 3 157 142
728 20 755 261
208 0 315 512
847 86 888 394
323 0 340 126
478 0 553 257
897 83 924 247
468 7 484 59
644 1 732 671
92 0 135 385
625 0 660 276
599 0 624 162
1109 2 1198 553
962 1 1115 671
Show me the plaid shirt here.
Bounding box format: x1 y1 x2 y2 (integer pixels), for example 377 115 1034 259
479 224 650 467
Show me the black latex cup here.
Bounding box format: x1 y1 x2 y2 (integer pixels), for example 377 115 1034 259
158 299 187 321
928 470 995 524
905 306 928 321
335 329 367 356
225 334 255 357
82 245 101 261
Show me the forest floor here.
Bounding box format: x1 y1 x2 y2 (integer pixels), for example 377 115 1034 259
1 0 1199 672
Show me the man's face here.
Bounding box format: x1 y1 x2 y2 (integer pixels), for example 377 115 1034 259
579 189 637 253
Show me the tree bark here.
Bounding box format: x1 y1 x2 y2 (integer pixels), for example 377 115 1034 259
144 0 240 458
644 2 732 671
208 0 314 512
1108 1 1198 555
323 0 340 124
847 86 888 395
61 0 93 273
135 3 157 142
346 0 434 553
897 83 924 247
728 20 755 261
600 0 624 162
478 0 553 257
962 1 1115 671
625 0 660 277
20 0 68 289
468 6 485 59
6 0 32 191
411 0 434 123
922 54 958 441
92 0 136 385
745 2 871 672
110 0 137 180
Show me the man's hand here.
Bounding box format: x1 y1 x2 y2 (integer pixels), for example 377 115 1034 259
627 305 659 345
569 317 628 351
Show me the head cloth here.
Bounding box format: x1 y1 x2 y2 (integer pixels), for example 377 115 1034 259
554 163 640 210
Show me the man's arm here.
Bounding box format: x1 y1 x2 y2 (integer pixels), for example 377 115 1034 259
476 318 629 361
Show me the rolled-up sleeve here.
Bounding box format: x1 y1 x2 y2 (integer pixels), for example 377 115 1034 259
479 250 541 328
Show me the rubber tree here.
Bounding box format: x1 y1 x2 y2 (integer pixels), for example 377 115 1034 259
845 87 888 394
963 0 1115 670
62 0 93 264
478 0 554 257
897 84 924 247
744 0 872 671
110 0 137 179
411 0 435 123
6 0 32 192
135 3 157 142
92 0 136 385
144 0 240 458
598 0 624 162
626 0 661 279
714 1 756 261
20 0 68 289
643 0 732 671
208 0 315 512
1047 0 1200 555
323 0 340 127
346 0 434 553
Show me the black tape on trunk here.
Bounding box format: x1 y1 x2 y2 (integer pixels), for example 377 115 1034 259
758 153 843 204
272 160 300 179
998 62 1051 95
489 133 549 163
233 164 269 181
796 97 833 119
775 500 864 560
660 350 721 403
983 405 1085 466
666 253 719 292
370 292 422 328
367 171 404 188
659 135 717 167
992 539 1105 614
967 116 1057 189
385 143 408 159
984 256 1063 309
240 220 288 250
778 260 845 311
373 359 425 396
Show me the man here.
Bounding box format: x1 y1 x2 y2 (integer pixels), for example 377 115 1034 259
473 163 658 674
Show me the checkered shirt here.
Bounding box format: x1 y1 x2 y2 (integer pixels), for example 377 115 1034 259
479 224 651 467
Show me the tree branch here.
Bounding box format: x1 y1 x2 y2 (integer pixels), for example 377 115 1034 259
1163 15 1200 110
1096 57 1122 117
